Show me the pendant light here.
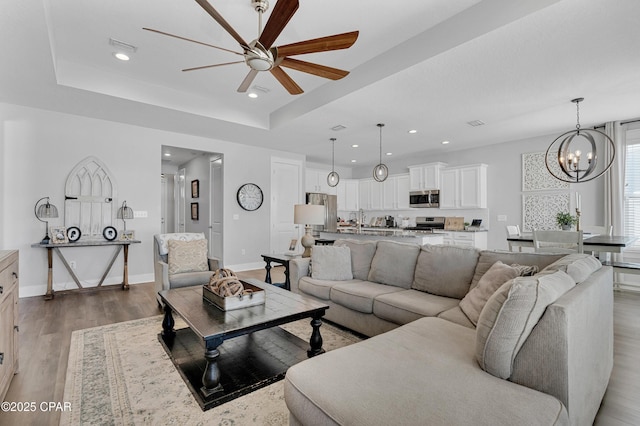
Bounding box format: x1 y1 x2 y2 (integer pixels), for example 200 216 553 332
372 123 389 182
545 98 615 183
327 137 340 187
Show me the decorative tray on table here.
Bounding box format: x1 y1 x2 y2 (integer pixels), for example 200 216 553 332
203 280 265 311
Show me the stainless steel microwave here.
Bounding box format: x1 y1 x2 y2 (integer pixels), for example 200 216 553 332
409 190 439 208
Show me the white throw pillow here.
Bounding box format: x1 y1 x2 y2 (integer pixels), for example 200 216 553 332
168 239 209 275
475 270 576 379
311 246 353 281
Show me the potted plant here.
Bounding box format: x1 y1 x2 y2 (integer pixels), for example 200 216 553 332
556 212 577 230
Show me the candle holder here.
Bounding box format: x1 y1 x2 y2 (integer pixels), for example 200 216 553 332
575 208 581 232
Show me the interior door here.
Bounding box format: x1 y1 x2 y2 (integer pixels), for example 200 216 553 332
209 157 223 262
271 157 303 254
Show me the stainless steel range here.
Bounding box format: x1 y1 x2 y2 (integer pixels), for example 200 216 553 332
404 216 446 233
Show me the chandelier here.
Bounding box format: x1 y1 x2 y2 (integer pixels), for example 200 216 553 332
545 98 615 183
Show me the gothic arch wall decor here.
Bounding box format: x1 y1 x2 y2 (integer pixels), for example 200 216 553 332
64 156 117 239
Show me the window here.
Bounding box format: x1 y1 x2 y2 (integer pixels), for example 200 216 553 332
624 128 640 252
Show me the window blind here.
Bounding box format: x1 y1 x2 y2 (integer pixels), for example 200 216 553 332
624 129 640 250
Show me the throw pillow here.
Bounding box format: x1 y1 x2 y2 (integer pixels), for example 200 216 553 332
510 264 539 276
311 246 353 281
333 239 377 280
541 253 602 283
459 261 520 326
168 239 209 275
475 270 576 379
367 241 420 289
412 245 480 298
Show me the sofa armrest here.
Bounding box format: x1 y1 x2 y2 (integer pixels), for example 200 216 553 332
289 258 310 293
208 257 221 271
155 260 170 294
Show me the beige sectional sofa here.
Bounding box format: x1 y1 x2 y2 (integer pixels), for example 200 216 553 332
285 239 613 426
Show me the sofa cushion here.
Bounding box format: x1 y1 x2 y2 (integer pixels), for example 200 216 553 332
476 270 576 379
284 317 569 426
459 261 520 326
299 276 361 300
311 245 353 280
334 239 377 280
411 245 480 298
330 281 404 314
541 253 602 283
470 251 565 291
373 290 459 325
437 306 475 329
168 270 215 288
368 241 421 289
167 239 209 275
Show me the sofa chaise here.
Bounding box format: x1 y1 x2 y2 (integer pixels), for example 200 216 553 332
285 239 613 425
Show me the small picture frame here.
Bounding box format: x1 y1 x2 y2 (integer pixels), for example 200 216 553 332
288 239 298 252
50 226 69 244
191 179 199 198
67 226 82 242
191 202 199 220
120 230 135 241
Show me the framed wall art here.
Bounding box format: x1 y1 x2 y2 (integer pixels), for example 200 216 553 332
522 152 570 191
191 202 199 221
522 192 570 232
191 179 199 198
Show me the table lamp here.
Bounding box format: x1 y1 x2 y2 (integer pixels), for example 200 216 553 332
294 204 325 257
34 196 59 244
117 200 134 231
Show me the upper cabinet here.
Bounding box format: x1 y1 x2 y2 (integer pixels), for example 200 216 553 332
359 179 383 211
305 168 337 195
383 175 410 210
408 162 447 191
440 164 487 209
337 179 359 211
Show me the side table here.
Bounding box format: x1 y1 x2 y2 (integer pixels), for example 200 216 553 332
260 253 301 291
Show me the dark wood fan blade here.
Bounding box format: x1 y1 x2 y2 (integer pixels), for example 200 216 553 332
182 61 244 72
258 0 299 50
143 28 242 56
270 66 303 95
194 0 250 49
275 31 359 57
237 70 259 92
279 57 349 80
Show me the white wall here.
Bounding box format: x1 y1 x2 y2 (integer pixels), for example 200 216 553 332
0 102 304 297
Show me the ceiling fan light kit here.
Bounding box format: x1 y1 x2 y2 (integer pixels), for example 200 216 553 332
373 123 389 182
545 98 615 183
145 0 358 95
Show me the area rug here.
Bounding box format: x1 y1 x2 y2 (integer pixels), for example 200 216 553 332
60 315 361 425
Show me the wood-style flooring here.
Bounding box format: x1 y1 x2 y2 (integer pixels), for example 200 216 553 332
0 267 638 426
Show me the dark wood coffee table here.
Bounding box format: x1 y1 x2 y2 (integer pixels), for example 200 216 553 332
158 278 329 410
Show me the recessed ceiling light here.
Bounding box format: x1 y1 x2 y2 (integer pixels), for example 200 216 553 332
351 159 357 163
164 152 171 157
386 152 392 156
408 129 417 134
248 92 258 98
442 140 450 145
351 144 359 148
113 52 130 61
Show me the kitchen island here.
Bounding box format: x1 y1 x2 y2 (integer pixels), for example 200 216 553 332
320 228 444 246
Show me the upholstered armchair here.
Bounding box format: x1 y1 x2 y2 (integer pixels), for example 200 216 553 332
153 232 221 306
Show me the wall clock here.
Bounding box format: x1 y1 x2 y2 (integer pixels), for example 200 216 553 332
237 183 263 211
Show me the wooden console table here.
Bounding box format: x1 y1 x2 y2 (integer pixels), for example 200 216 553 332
31 240 141 300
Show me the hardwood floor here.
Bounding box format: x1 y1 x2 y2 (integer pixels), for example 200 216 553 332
0 267 637 426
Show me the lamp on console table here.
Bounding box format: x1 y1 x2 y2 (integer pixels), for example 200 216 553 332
34 196 59 245
294 204 325 257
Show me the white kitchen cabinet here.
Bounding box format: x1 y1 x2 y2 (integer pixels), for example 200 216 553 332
439 164 487 209
359 179 382 210
408 162 447 191
337 179 359 211
438 231 487 249
0 250 18 402
383 174 410 210
306 168 336 195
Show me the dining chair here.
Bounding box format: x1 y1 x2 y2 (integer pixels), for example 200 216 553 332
505 225 521 252
532 229 584 254
581 225 613 259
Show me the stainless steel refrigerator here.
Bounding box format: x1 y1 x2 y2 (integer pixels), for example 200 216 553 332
306 192 338 236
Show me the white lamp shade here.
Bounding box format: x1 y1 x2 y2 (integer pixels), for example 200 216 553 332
294 204 325 225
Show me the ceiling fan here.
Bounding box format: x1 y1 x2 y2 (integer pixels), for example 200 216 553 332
144 0 359 95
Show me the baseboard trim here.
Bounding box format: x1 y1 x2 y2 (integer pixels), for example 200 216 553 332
18 273 154 298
